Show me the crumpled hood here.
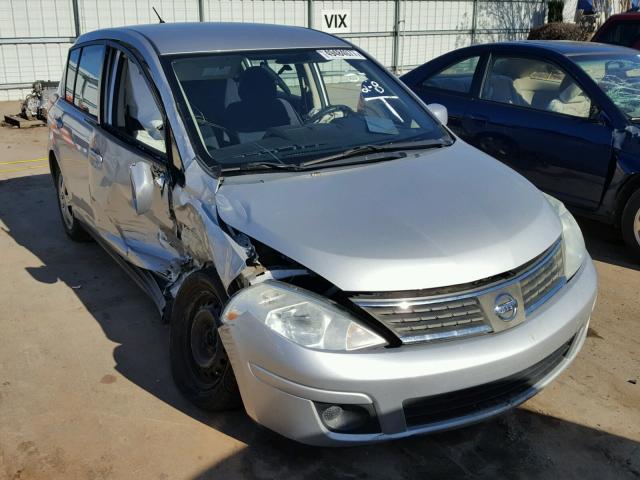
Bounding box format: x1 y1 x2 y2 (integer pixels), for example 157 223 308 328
216 140 562 292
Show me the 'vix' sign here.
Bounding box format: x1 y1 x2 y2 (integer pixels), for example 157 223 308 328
320 9 351 33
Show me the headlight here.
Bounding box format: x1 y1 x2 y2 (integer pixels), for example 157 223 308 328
544 193 587 279
222 281 387 352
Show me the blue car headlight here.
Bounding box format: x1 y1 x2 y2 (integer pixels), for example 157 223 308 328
544 193 587 279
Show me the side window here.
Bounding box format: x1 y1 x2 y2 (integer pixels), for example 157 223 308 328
112 53 166 154
480 56 591 119
422 56 480 93
65 48 81 103
74 45 105 117
599 23 640 47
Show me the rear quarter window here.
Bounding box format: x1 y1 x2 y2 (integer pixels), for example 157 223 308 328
65 48 81 103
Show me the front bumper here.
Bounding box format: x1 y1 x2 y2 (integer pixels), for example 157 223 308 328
219 258 597 446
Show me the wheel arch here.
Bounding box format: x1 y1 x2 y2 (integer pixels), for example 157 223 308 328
615 173 640 225
49 150 60 180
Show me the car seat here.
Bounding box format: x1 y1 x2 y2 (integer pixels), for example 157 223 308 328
546 76 591 118
482 74 529 106
225 67 301 142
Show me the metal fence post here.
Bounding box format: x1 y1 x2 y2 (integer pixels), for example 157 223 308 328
307 0 314 29
471 0 478 44
72 0 81 37
392 0 401 73
198 0 205 22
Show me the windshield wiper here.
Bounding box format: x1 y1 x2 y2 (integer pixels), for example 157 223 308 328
221 161 303 173
301 138 452 167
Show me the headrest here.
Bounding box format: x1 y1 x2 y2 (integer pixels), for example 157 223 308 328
238 67 276 102
558 76 582 103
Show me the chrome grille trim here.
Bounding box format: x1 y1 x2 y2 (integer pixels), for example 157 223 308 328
351 239 565 344
522 244 565 313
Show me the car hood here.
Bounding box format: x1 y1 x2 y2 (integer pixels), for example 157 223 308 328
215 140 562 292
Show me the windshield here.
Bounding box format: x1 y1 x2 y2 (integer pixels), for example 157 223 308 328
574 53 640 120
169 48 450 170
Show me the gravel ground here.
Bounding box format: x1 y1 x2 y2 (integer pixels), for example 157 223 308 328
0 101 638 479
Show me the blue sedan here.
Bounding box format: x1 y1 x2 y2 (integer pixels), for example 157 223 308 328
402 41 640 258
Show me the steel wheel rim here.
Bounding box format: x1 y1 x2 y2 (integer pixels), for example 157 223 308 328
190 307 219 370
634 208 640 247
58 174 74 229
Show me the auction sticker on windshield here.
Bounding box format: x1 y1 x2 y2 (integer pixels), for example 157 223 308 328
318 49 366 61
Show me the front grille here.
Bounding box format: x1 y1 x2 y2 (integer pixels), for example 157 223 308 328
351 239 565 344
358 297 491 343
403 338 573 427
521 244 564 312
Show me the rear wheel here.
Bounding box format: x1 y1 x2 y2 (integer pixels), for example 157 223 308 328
621 189 640 260
54 167 91 242
170 270 241 411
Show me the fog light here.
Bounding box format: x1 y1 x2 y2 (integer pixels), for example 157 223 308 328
315 403 381 434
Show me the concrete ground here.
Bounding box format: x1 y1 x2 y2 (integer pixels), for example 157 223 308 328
0 100 638 480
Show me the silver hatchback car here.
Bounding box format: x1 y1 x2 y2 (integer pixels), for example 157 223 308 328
48 22 597 446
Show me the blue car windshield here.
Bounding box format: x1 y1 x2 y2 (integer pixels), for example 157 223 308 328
169 49 450 169
574 53 640 120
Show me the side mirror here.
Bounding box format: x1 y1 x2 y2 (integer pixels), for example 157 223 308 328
427 103 448 126
130 162 154 215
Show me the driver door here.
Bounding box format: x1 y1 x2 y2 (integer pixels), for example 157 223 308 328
88 45 182 273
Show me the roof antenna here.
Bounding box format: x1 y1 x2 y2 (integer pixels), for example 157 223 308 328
152 6 165 23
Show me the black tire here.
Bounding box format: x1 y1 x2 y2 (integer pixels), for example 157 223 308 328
621 189 640 260
170 269 241 411
53 165 91 242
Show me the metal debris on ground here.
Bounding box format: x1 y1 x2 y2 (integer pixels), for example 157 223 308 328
3 81 58 128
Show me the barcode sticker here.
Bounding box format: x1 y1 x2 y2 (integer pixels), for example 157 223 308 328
317 49 366 61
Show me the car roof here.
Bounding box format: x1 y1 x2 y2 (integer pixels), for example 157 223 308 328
76 22 351 55
461 40 638 57
604 12 640 21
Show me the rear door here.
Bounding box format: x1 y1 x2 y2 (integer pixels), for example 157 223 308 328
405 53 485 135
466 53 613 210
88 45 182 272
51 44 106 226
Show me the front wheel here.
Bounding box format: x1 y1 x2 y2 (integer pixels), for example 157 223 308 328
54 168 90 242
621 189 640 260
170 270 241 411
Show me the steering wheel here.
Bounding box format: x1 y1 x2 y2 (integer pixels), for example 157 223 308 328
306 104 354 124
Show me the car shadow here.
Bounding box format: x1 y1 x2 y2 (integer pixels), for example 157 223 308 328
576 216 640 271
1 173 638 479
191 409 640 479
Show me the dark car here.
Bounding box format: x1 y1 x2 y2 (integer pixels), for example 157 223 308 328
592 12 640 49
401 41 640 257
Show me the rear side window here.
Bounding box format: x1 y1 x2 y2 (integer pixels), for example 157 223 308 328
422 56 480 93
65 48 80 103
74 45 105 117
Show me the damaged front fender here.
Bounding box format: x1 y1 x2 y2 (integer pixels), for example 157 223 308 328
171 160 250 292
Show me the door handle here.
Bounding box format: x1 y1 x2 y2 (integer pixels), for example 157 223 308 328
89 149 103 165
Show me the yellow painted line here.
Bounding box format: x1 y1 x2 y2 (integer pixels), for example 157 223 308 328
0 157 48 165
0 164 49 174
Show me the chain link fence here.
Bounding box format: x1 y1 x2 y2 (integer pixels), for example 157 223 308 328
0 0 547 101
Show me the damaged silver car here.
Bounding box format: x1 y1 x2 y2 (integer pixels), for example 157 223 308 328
48 22 598 446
